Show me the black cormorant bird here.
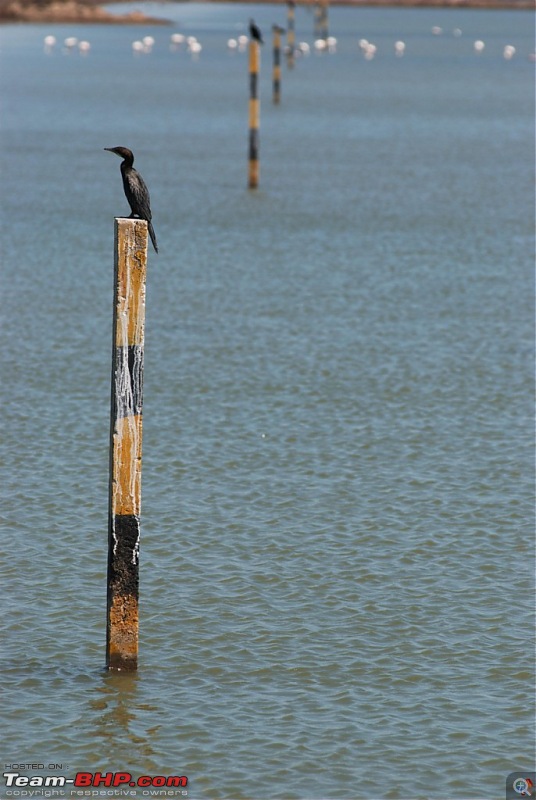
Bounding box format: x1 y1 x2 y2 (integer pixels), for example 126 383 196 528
249 19 263 44
104 146 158 254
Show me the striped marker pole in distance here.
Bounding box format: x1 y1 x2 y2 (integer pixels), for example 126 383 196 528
286 0 295 69
321 0 329 42
272 25 282 104
314 1 322 39
106 217 147 671
248 39 260 189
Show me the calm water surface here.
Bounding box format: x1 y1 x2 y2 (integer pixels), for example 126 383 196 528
0 4 534 798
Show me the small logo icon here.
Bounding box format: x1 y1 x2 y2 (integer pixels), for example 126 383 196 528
514 778 534 796
507 773 536 799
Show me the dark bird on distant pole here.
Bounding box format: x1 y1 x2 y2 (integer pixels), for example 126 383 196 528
249 19 263 44
104 146 158 254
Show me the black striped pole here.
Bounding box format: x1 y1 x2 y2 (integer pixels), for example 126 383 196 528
272 25 282 104
286 0 295 69
106 217 147 672
314 2 322 38
321 1 329 42
248 39 260 189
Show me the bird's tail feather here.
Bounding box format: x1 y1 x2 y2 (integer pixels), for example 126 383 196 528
148 221 158 254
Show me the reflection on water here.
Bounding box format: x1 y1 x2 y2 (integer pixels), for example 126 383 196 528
89 672 163 769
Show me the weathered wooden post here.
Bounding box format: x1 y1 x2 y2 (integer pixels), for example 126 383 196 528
286 0 295 69
248 39 260 188
106 217 147 672
272 25 283 104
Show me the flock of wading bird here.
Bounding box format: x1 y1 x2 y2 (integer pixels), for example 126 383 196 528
42 15 532 61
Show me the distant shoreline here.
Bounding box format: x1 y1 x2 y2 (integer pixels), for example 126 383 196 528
0 0 170 24
0 0 532 25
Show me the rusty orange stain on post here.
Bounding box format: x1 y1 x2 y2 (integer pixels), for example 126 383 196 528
112 415 143 517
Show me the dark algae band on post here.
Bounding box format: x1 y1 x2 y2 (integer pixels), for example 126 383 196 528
107 515 140 671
